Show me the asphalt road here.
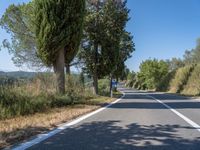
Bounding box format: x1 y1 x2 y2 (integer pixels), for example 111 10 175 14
27 88 200 150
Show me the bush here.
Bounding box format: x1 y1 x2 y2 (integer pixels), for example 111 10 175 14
98 79 110 96
156 70 176 91
0 74 96 120
128 59 169 90
169 65 194 93
182 64 200 95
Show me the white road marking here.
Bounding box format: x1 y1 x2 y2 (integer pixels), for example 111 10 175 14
148 95 200 132
11 93 125 150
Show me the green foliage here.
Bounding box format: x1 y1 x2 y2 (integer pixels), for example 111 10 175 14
182 64 200 95
0 74 95 120
79 71 85 86
98 78 110 96
136 59 169 90
183 39 200 65
133 73 147 90
166 58 185 71
156 70 176 91
0 2 42 68
99 0 130 76
113 31 135 80
126 71 136 87
169 65 194 93
80 0 133 92
34 0 85 66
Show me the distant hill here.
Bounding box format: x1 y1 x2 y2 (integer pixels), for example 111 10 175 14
0 71 37 79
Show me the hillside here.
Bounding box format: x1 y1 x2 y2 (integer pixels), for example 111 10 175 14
0 71 37 79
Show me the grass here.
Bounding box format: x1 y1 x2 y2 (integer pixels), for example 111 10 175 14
0 74 122 149
182 64 200 96
0 96 118 149
0 74 95 120
169 65 194 93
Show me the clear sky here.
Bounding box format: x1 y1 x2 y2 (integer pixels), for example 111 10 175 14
1 0 200 71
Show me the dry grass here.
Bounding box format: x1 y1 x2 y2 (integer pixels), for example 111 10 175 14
0 96 116 149
169 65 194 93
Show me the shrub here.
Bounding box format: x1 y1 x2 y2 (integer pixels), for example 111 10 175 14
156 70 176 91
0 73 96 120
169 65 195 93
98 79 110 96
182 64 200 95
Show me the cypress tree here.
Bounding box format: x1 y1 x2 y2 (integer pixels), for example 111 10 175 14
34 0 85 94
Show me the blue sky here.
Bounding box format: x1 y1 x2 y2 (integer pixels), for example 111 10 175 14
1 0 200 71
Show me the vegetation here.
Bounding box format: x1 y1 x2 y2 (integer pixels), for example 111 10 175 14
1 0 133 95
79 0 134 95
0 2 41 69
0 0 133 148
34 0 85 94
127 59 169 90
182 64 200 95
0 74 91 119
169 65 195 93
126 37 200 96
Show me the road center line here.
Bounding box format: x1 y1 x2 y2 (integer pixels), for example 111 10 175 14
148 95 200 132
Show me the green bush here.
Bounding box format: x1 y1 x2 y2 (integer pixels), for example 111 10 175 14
128 59 169 90
182 64 200 95
156 70 176 91
98 79 110 96
0 74 96 120
169 65 194 93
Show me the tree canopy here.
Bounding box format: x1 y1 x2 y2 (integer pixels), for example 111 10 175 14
0 2 42 69
137 59 169 89
34 0 85 93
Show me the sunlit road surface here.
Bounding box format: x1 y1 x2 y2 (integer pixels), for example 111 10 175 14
27 88 200 150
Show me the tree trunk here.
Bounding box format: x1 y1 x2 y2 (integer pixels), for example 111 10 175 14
110 74 113 97
93 74 98 95
53 48 65 94
93 41 98 95
65 63 70 75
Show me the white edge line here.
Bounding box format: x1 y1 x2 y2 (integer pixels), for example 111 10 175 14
11 92 125 150
148 95 200 132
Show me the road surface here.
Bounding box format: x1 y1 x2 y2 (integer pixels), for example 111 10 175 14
27 88 200 150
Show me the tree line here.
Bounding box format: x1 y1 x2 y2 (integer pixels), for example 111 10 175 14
126 38 200 92
0 0 135 95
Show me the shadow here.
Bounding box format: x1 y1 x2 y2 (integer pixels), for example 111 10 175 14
109 101 200 109
124 91 156 94
110 93 200 109
149 93 190 100
1 126 49 150
122 94 150 99
28 121 200 150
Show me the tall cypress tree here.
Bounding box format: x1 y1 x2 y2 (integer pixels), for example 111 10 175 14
100 0 130 95
34 0 85 94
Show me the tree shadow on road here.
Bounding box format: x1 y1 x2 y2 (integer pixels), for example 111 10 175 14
29 120 200 150
115 93 200 109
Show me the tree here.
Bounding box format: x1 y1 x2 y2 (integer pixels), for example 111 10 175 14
183 39 200 65
80 0 132 95
79 0 105 95
0 3 43 69
79 71 85 87
1 2 84 73
113 31 135 81
34 0 85 94
100 0 132 96
99 0 130 95
166 57 184 71
137 59 169 89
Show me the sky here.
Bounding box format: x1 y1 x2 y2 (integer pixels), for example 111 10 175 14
1 0 200 72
